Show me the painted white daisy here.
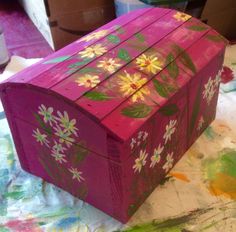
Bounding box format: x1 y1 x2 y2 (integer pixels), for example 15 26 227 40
150 144 164 168
69 167 84 182
56 111 78 136
32 128 49 147
138 131 143 140
51 149 67 164
203 77 216 105
163 120 177 144
54 126 75 148
197 116 205 131
143 131 148 141
52 140 67 153
214 70 222 87
133 149 148 173
38 104 56 126
130 138 136 150
163 152 174 173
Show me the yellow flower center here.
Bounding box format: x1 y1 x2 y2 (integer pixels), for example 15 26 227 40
130 83 138 90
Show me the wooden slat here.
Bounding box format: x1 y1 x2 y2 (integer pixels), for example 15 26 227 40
7 8 151 84
101 30 226 141
176 30 228 76
29 8 170 88
76 17 209 121
50 9 177 100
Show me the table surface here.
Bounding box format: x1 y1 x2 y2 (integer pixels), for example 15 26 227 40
0 45 235 231
0 0 53 70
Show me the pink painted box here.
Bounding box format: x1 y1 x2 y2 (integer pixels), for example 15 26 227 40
0 8 227 222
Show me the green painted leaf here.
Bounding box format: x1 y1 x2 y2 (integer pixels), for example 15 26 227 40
173 44 197 74
190 83 202 135
187 25 208 31
118 48 131 62
77 183 88 200
78 67 101 74
33 113 52 135
38 156 56 182
166 84 177 93
107 34 120 44
113 25 125 34
159 104 179 116
153 79 169 98
43 55 70 64
206 34 227 43
166 53 179 79
122 103 152 118
72 142 89 164
84 91 111 101
160 73 168 81
135 33 145 42
127 42 148 51
68 60 89 68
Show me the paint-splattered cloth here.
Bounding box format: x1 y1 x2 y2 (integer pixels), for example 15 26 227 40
0 46 236 232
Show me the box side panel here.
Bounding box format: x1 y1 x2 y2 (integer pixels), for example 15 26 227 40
3 85 108 158
187 51 225 147
12 118 116 218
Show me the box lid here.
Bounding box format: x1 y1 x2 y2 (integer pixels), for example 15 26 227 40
0 8 227 144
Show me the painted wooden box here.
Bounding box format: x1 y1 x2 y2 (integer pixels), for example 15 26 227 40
0 8 227 222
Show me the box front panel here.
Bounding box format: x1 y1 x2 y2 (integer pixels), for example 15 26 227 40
106 86 188 221
127 87 188 221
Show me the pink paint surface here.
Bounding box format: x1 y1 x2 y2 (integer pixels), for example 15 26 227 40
0 8 227 223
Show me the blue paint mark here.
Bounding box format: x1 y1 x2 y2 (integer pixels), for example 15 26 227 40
56 217 80 229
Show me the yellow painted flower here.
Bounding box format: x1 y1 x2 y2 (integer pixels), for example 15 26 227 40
78 30 109 42
118 71 150 102
173 12 191 22
97 58 122 73
78 44 107 59
75 74 100 88
136 54 163 74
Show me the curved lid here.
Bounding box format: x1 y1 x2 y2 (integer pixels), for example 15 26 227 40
0 8 227 142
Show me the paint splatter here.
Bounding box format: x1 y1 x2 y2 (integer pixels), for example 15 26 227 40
203 149 236 200
204 126 217 140
169 172 190 183
4 219 42 232
116 208 213 232
55 217 80 229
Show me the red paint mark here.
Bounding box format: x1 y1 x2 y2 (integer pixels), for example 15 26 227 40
169 172 190 183
5 219 42 232
221 66 234 84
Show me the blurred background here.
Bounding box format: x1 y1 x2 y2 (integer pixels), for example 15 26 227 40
0 0 235 58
